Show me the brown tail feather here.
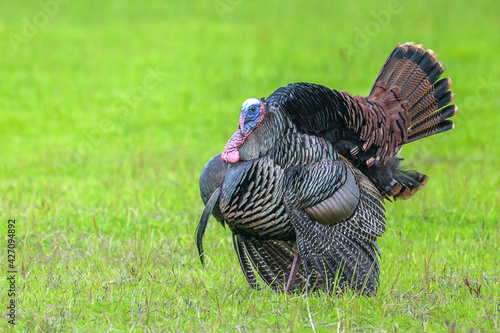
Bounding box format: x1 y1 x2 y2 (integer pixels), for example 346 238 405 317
371 44 457 143
409 104 458 137
407 120 455 144
364 43 457 200
409 79 454 123
368 42 456 147
371 43 454 123
404 56 444 103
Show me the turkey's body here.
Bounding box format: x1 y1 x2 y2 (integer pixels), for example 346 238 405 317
197 43 457 295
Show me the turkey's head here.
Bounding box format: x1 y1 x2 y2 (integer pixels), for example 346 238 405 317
221 98 266 163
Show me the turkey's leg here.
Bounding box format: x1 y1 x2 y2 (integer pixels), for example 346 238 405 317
285 252 300 293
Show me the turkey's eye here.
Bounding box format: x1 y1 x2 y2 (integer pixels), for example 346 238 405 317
246 105 259 119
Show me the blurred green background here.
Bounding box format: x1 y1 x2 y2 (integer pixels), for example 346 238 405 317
0 0 499 331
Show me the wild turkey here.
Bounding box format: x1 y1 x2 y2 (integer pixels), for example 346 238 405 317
197 43 457 295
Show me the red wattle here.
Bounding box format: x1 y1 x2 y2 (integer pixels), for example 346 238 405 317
221 129 244 163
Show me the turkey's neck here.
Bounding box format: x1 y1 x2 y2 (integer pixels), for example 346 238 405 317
237 110 294 161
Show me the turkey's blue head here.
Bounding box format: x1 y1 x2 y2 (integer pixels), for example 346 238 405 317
221 98 266 163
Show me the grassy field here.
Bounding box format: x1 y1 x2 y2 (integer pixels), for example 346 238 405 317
1 0 499 331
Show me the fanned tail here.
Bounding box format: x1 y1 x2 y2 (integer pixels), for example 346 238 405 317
370 42 457 143
370 42 457 144
366 42 457 200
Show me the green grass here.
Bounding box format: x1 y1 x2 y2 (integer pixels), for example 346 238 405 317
1 0 499 331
